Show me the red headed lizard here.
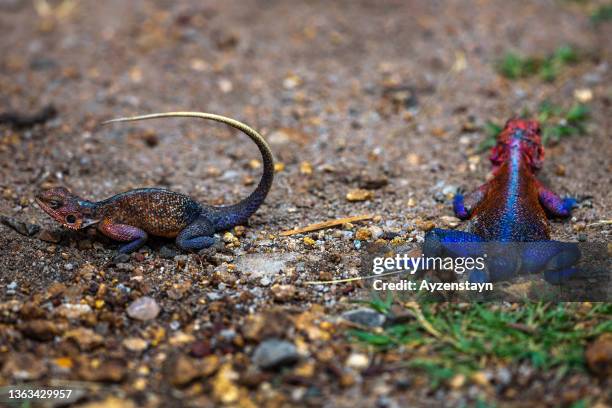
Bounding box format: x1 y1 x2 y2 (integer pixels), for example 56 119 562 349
423 118 580 284
36 112 273 254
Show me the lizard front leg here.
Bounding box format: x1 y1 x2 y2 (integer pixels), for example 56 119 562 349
537 181 576 218
98 219 148 254
453 184 488 220
176 216 216 251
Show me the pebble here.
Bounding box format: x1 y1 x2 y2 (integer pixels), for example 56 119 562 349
112 253 130 264
440 215 461 228
341 308 386 328
64 328 104 351
2 353 47 381
585 333 612 377
0 215 40 236
252 339 299 369
345 353 369 370
346 188 373 202
126 296 160 321
355 227 372 241
19 320 60 341
271 284 296 302
415 219 436 232
37 228 62 243
55 303 92 319
78 359 126 383
165 354 202 387
160 246 177 259
369 226 384 240
123 337 148 352
6 281 17 295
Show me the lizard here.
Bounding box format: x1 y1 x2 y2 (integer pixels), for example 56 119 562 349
422 118 580 284
36 112 274 254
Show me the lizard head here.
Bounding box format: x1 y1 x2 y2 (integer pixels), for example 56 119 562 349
35 187 98 230
489 118 544 172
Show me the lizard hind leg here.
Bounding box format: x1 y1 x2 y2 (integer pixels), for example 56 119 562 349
176 217 216 251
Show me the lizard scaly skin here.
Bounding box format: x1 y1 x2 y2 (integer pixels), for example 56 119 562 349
36 112 274 254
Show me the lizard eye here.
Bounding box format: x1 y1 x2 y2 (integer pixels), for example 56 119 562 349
65 214 77 224
49 200 62 210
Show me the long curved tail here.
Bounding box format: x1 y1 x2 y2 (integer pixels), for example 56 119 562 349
101 112 274 230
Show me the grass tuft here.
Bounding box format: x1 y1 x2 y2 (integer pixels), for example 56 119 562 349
476 101 590 152
496 45 579 82
348 301 611 387
591 5 612 24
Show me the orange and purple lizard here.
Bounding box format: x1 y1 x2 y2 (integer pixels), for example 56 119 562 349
36 112 274 254
423 118 580 284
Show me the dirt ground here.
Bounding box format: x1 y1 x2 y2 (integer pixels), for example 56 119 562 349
0 0 610 407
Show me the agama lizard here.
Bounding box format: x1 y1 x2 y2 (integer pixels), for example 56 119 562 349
36 112 274 254
423 118 580 283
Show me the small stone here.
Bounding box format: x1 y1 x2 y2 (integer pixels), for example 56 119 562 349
407 154 421 166
555 164 566 176
6 281 17 295
415 219 436 232
340 372 357 387
303 237 316 246
165 354 202 387
78 359 126 383
19 302 46 319
442 184 458 197
160 246 177 259
449 373 466 389
440 215 461 228
341 308 386 328
252 339 299 370
495 367 512 385
369 226 384 240
346 189 373 202
471 371 490 386
37 228 61 243
112 253 130 264
55 303 92 319
20 319 60 341
218 78 233 93
212 363 240 404
283 74 302 89
2 353 47 381
271 284 296 302
345 353 369 370
127 296 160 321
1 216 40 237
355 228 372 241
64 328 104 351
573 88 593 103
123 337 148 352
223 232 237 243
299 161 313 175
585 333 612 377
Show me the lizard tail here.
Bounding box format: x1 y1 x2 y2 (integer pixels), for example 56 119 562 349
101 112 274 229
